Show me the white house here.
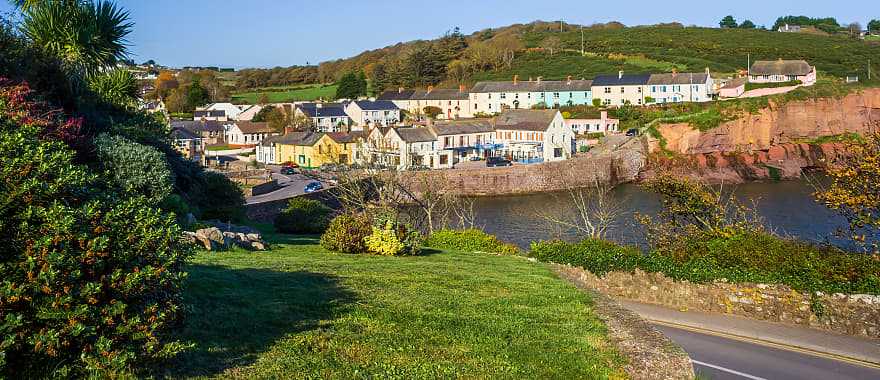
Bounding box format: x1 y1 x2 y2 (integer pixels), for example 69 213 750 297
493 109 574 163
199 103 245 120
295 103 350 132
430 119 496 163
193 110 227 122
344 100 400 130
565 111 619 135
378 86 472 120
224 121 278 147
646 70 713 104
749 60 816 86
256 135 281 164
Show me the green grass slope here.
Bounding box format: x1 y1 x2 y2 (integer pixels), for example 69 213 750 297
231 83 338 104
164 233 625 379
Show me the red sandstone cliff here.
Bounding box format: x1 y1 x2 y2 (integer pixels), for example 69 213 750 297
648 88 880 183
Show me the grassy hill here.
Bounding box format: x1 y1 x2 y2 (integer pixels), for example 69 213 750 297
163 232 625 378
230 83 338 104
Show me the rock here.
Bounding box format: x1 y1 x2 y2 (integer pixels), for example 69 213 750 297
190 223 268 252
246 233 262 242
251 241 267 251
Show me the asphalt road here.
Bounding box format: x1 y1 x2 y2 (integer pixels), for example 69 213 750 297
245 169 329 205
656 325 880 380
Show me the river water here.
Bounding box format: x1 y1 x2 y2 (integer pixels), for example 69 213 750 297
466 179 853 249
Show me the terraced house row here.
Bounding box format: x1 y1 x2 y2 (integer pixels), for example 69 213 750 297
254 109 575 170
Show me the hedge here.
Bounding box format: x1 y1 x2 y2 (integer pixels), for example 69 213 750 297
425 229 520 255
529 232 880 295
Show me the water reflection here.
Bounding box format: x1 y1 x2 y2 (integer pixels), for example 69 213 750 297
467 180 851 249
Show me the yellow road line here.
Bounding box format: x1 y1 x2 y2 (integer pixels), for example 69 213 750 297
650 319 880 370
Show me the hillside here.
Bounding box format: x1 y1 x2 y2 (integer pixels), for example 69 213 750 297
318 22 880 91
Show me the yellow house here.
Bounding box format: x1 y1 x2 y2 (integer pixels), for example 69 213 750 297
275 131 364 168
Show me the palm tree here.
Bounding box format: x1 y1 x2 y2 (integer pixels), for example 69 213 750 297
18 0 132 78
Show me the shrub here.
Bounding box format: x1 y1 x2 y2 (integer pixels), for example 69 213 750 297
320 213 373 253
365 221 407 256
274 197 332 234
370 212 421 256
94 133 174 204
0 83 189 377
529 239 642 276
425 229 520 255
198 172 245 222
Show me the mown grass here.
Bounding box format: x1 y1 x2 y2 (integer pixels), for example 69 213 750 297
163 232 625 379
231 84 338 104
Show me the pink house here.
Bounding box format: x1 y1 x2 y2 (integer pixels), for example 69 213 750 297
749 60 816 86
719 77 747 98
564 111 619 135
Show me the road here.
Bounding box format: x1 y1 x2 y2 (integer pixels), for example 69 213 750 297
245 168 330 205
656 325 880 380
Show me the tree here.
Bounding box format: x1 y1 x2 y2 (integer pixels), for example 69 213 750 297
154 70 178 99
335 71 367 99
423 106 443 119
719 15 738 28
186 78 210 109
870 19 880 33
815 133 880 252
251 105 278 122
88 68 138 108
848 22 862 38
739 20 756 29
530 167 622 240
541 35 563 55
95 133 173 204
20 0 133 78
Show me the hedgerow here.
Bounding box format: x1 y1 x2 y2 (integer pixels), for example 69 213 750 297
425 229 520 255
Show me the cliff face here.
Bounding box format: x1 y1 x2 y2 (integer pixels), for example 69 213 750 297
650 89 880 183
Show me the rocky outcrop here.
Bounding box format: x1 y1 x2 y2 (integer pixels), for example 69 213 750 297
183 221 268 251
649 88 880 182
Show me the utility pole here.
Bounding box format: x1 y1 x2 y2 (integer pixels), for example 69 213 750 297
747 53 751 77
581 25 585 55
869 59 872 80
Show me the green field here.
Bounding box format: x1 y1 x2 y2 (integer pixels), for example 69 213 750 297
231 84 338 104
162 232 624 378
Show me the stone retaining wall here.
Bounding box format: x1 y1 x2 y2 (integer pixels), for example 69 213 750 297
555 266 695 380
555 265 880 339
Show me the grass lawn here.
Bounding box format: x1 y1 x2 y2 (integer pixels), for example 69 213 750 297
163 233 625 379
231 84 339 104
206 144 237 151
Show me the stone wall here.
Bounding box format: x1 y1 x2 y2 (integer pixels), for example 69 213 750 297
555 265 880 339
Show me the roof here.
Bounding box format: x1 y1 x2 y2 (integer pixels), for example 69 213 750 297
171 127 199 140
353 100 399 111
171 120 225 133
272 132 323 146
494 109 559 132
234 121 273 134
430 119 495 136
410 88 469 100
591 73 651 86
721 77 748 89
325 131 364 144
647 73 710 85
298 106 348 118
470 80 593 93
394 127 436 143
377 89 416 101
193 110 226 118
750 60 813 76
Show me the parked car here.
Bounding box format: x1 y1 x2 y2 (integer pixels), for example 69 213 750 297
280 167 297 175
486 156 513 167
281 161 299 169
625 129 639 137
468 156 483 161
303 181 323 193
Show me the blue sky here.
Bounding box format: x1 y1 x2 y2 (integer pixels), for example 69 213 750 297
0 0 872 69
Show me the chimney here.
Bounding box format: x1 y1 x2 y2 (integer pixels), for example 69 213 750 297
513 75 519 85
566 75 572 85
529 76 533 82
671 68 678 76
600 110 607 120
284 126 292 135
427 85 434 93
537 76 542 84
459 84 466 93
316 103 322 109
705 67 710 75
398 87 404 94
618 70 624 79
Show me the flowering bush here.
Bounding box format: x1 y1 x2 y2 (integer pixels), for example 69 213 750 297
364 221 407 256
0 82 190 377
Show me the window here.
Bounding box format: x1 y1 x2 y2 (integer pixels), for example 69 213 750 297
637 87 642 93
515 93 519 99
553 92 559 98
568 92 573 98
604 87 611 94
540 93 545 99
652 86 657 92
637 99 642 105
620 87 625 94
500 93 506 99
661 86 667 92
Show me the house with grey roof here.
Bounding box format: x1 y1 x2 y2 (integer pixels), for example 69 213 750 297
295 103 351 132
378 86 472 120
469 76 593 114
493 109 574 163
225 121 279 147
591 71 651 106
645 69 713 104
749 59 816 86
344 100 400 130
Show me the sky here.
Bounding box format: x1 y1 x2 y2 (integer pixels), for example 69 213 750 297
0 0 873 69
